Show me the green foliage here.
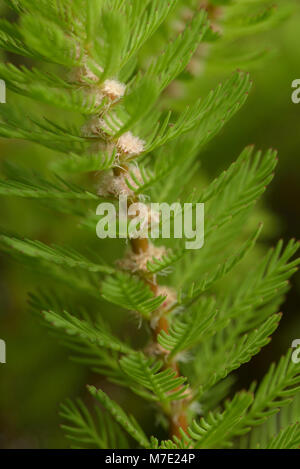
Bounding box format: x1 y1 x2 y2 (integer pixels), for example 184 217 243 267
119 352 188 404
240 390 300 449
101 272 165 319
265 423 300 450
187 392 254 449
158 297 218 359
60 398 129 449
88 386 150 448
0 163 98 199
145 71 252 152
43 309 132 354
0 0 299 450
235 353 300 435
0 234 114 274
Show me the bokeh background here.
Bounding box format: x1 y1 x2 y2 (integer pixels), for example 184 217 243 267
0 1 299 448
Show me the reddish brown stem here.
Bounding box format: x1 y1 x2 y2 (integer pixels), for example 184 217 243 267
153 302 189 439
170 413 189 440
114 164 188 439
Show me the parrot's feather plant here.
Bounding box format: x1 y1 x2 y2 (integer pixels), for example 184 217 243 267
0 0 299 449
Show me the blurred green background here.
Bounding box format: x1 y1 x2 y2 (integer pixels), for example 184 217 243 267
0 1 299 448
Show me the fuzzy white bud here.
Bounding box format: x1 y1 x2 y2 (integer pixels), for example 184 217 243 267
117 132 145 157
118 243 167 273
102 79 126 101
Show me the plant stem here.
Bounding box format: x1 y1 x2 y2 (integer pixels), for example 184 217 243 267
128 230 189 439
105 118 189 440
